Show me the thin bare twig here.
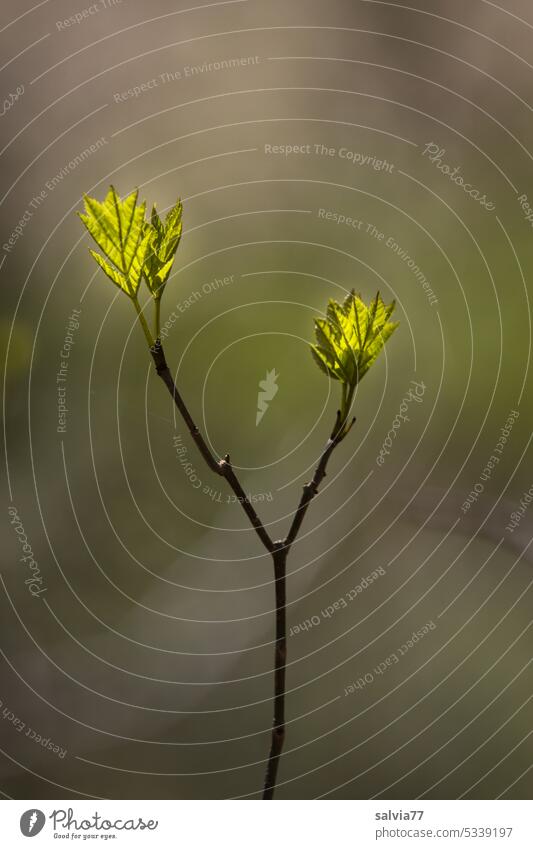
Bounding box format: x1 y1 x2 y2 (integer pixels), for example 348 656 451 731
151 341 274 553
261 411 354 799
262 542 287 799
284 412 354 552
150 340 351 799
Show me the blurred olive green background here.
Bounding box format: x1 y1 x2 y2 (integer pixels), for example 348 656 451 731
1 0 532 800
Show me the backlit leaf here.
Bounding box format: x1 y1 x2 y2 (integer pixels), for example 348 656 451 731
79 186 148 298
89 250 128 294
143 198 183 298
310 289 398 389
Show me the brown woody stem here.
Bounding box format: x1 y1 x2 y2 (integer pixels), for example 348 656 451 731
283 411 354 554
149 339 352 800
262 542 287 799
262 412 353 798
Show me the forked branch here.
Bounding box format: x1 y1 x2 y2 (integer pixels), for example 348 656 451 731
151 339 350 799
78 186 399 802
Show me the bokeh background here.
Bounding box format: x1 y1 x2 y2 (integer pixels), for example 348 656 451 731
1 0 532 800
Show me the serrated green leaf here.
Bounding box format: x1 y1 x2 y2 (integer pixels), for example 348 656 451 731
128 229 152 296
89 250 128 294
315 318 340 353
79 209 123 271
79 186 149 299
309 290 398 389
362 320 399 372
343 289 360 314
150 204 164 241
314 320 353 382
331 299 359 350
310 345 340 379
143 198 183 298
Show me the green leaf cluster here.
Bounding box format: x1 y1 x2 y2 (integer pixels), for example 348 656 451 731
78 190 399 429
143 200 183 300
79 186 182 345
311 290 398 431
